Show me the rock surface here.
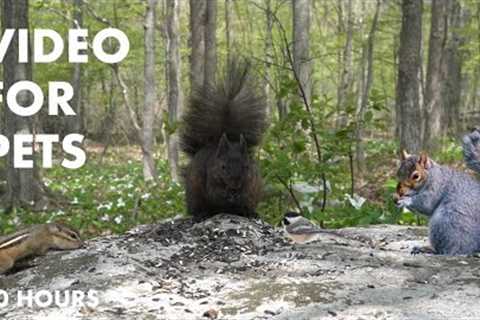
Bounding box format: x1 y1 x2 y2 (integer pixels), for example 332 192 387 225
1 214 480 320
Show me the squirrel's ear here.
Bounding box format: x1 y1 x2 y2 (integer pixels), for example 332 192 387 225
239 134 247 154
400 149 411 161
216 133 230 157
418 152 431 169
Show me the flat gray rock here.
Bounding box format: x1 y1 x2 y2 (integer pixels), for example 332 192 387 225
1 215 479 320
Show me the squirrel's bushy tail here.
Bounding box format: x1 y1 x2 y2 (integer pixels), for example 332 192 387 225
180 60 268 157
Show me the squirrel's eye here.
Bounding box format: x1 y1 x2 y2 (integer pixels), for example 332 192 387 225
411 172 420 181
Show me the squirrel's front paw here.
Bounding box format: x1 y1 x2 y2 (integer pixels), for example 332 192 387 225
411 245 436 255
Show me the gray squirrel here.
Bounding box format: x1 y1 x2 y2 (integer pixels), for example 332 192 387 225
393 129 480 255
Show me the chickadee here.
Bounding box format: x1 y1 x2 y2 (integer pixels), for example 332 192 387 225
282 211 339 244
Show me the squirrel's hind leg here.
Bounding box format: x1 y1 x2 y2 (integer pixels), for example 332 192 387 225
428 214 478 255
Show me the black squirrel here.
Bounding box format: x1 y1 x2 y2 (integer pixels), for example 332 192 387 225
179 60 268 221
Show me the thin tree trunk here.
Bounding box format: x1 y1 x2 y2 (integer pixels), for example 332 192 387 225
277 7 327 211
189 0 205 90
292 0 312 106
99 76 117 165
111 65 143 142
66 0 83 135
204 0 217 88
2 0 50 210
443 0 467 135
239 1 255 56
143 0 159 181
423 0 448 151
355 0 381 176
471 3 480 121
463 2 480 126
336 0 354 128
264 0 274 117
166 0 183 182
475 4 480 113
225 0 234 63
98 0 151 171
397 0 423 154
393 31 401 139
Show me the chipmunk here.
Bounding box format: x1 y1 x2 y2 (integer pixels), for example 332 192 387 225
0 223 84 274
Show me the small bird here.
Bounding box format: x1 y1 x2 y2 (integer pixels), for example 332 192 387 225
282 211 340 244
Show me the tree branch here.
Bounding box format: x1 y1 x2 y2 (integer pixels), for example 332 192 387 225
271 12 328 212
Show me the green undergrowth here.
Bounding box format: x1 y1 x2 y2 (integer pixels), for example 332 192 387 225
260 137 431 229
1 138 461 238
0 152 185 238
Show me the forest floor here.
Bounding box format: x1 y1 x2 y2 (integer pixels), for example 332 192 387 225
1 214 480 320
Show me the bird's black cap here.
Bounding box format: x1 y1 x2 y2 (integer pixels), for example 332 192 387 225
283 211 301 225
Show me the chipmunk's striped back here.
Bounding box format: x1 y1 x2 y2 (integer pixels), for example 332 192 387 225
0 223 84 275
0 229 32 250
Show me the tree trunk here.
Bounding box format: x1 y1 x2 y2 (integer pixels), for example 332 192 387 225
2 0 49 210
204 0 217 88
443 0 467 136
99 76 117 165
166 0 183 182
66 0 84 136
292 0 312 106
336 0 354 128
264 0 274 117
225 0 235 63
355 0 381 176
189 0 206 90
396 0 423 154
473 4 480 116
423 0 448 151
143 0 159 181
